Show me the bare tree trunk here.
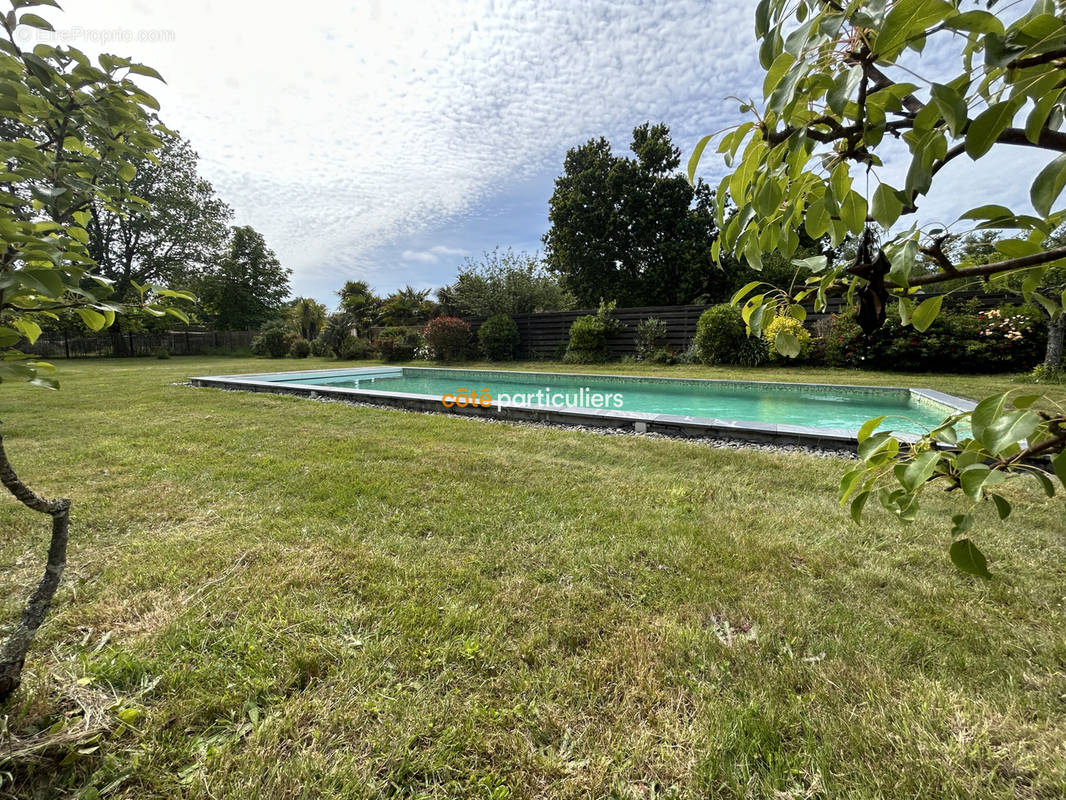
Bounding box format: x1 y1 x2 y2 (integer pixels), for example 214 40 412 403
0 428 70 703
1046 314 1064 368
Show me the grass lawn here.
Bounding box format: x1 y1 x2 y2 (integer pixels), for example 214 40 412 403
1 356 1064 799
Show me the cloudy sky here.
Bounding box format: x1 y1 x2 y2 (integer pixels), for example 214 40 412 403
35 1 1054 307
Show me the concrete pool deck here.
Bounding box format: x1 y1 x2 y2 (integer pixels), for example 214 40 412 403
189 366 977 449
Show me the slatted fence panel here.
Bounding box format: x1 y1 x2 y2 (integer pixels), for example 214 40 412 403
465 290 1013 359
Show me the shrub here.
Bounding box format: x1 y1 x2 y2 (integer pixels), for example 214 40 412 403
339 336 375 360
694 304 746 365
565 315 610 363
250 321 291 358
1027 363 1065 384
763 315 812 361
736 336 770 367
635 318 668 361
374 327 422 362
677 340 700 364
290 338 311 358
315 313 353 358
478 313 520 360
423 316 472 361
823 304 1044 372
647 346 678 365
565 300 624 363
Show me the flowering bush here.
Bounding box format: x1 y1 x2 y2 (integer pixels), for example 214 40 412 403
763 314 812 361
823 303 1044 372
423 317 472 361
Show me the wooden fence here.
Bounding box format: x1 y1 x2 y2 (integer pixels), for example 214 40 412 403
464 290 1014 359
24 329 258 359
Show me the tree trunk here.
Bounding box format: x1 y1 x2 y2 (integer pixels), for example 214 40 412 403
1046 314 1064 368
0 428 71 703
109 326 128 357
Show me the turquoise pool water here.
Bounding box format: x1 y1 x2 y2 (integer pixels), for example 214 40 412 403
266 367 955 434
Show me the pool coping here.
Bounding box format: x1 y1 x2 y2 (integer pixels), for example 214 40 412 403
189 366 977 449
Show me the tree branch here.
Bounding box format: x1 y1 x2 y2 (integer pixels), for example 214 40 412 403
0 426 71 702
1008 47 1066 70
882 245 1066 288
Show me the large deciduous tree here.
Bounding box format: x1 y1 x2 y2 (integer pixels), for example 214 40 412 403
86 130 231 352
0 1 189 700
198 226 291 330
692 0 1066 574
543 123 727 307
87 131 232 298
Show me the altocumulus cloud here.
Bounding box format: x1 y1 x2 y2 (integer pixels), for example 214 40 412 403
52 0 1057 303
54 0 759 301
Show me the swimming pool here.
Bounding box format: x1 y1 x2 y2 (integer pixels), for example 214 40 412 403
191 366 976 446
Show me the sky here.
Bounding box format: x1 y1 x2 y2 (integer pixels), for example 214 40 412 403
27 1 1056 308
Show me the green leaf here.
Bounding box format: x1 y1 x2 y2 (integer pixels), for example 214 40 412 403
1030 469 1055 498
126 63 165 82
774 330 801 358
1051 450 1066 488
12 318 42 343
965 99 1023 159
858 431 898 462
849 490 869 524
857 415 887 443
755 0 770 37
876 0 954 58
980 410 1040 457
1029 292 1061 318
75 308 106 331
930 83 968 138
118 163 137 182
763 52 796 98
901 450 941 491
911 295 943 332
839 466 865 502
19 269 65 297
959 204 1014 222
950 513 974 536
18 12 54 31
688 134 713 184
990 494 1012 521
960 464 1006 501
943 10 1004 35
840 190 867 234
0 327 21 347
1030 152 1066 217
730 280 763 306
1025 92 1060 144
827 66 861 115
949 538 991 579
871 184 904 228
804 201 830 238
994 238 1042 258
